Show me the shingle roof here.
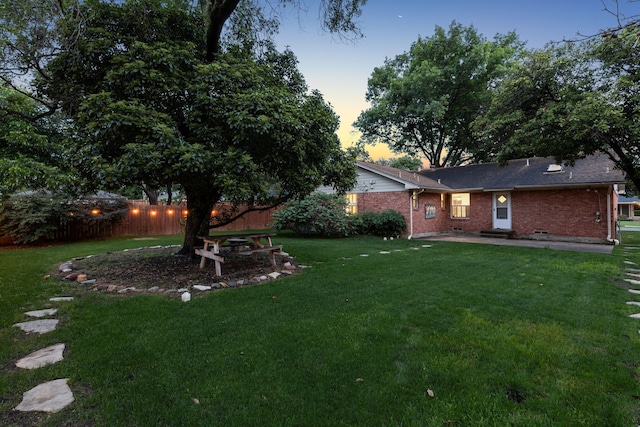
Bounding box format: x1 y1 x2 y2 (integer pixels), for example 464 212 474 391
419 154 625 191
356 161 449 191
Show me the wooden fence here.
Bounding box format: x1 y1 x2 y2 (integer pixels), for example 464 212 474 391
111 202 278 237
0 202 278 244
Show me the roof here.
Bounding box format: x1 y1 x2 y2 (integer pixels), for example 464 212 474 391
619 196 639 204
419 154 625 192
356 161 449 191
357 154 625 193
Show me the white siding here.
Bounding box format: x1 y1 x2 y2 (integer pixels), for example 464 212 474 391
317 168 408 194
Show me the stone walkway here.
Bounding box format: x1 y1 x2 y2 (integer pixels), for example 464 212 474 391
12 291 75 414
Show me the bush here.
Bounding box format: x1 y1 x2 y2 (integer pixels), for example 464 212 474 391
273 192 354 237
353 209 407 237
0 191 128 244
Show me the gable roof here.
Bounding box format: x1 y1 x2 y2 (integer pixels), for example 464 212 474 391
419 154 625 192
356 161 449 191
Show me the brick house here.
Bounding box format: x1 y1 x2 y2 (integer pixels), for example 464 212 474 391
318 154 626 244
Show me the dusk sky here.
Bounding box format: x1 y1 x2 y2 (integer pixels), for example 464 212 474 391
272 0 640 160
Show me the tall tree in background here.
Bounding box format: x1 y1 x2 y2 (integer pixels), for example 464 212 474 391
473 26 640 192
354 21 522 168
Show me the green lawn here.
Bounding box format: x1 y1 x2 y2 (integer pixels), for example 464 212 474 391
1 234 640 426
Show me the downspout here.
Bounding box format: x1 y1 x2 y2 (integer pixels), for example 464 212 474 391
606 186 620 245
408 189 425 239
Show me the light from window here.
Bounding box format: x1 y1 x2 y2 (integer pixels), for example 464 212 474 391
345 193 358 214
451 193 470 218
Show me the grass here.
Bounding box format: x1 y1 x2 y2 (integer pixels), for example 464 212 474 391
1 234 640 426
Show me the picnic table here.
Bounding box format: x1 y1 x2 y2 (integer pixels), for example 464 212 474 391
195 233 282 276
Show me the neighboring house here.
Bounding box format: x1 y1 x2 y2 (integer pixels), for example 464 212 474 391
318 154 626 244
619 196 639 220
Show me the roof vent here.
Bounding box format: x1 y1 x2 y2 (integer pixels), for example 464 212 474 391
544 164 564 174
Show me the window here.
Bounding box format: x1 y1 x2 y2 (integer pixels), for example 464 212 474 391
451 193 470 218
345 193 358 214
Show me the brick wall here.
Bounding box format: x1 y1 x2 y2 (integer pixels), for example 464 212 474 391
353 186 617 242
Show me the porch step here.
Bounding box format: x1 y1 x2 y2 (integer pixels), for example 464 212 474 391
480 229 515 239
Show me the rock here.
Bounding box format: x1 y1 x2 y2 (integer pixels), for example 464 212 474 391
177 288 188 293
625 279 640 286
236 280 245 286
193 285 211 291
259 275 268 281
96 284 110 291
268 272 281 279
58 262 72 272
14 378 74 413
148 286 160 293
281 270 294 275
379 251 390 254
13 319 59 334
181 292 191 302
627 301 640 306
16 343 65 369
211 283 221 289
106 285 117 292
629 289 640 295
76 274 88 283
49 297 74 302
629 313 640 319
80 279 96 285
64 273 79 281
24 309 58 318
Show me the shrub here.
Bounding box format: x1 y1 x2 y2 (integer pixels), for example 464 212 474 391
0 191 128 244
273 192 354 237
353 209 407 237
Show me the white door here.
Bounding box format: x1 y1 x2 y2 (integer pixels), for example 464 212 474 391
492 192 511 229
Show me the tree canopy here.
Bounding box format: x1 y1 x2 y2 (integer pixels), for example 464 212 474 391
354 21 522 168
0 0 365 252
0 86 72 197
473 27 640 192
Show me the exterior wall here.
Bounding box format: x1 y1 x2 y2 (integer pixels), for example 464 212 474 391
509 188 612 241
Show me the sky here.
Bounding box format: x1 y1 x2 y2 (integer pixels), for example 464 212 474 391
272 0 640 160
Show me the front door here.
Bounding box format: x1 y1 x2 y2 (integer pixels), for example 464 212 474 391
492 192 511 229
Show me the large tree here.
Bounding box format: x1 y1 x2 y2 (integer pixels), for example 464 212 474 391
354 21 522 168
473 26 640 192
0 86 72 197
1 0 364 254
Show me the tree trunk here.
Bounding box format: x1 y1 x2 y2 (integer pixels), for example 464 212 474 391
176 186 218 257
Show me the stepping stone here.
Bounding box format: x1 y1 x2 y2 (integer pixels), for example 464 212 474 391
627 273 640 279
13 319 59 334
629 313 640 319
49 297 74 302
24 309 58 318
629 289 640 295
627 302 640 307
422 245 432 248
625 279 640 286
359 254 369 257
16 344 65 369
625 261 637 265
379 251 391 254
14 378 74 413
